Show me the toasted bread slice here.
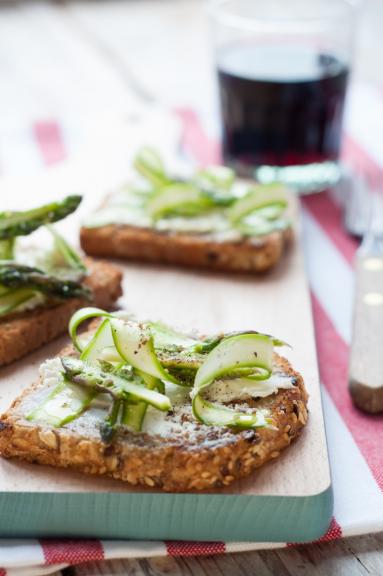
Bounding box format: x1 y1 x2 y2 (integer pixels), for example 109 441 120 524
0 349 308 492
0 260 122 367
80 225 292 273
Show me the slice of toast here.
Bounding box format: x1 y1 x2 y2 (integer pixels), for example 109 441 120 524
0 260 122 366
0 349 308 492
80 224 292 274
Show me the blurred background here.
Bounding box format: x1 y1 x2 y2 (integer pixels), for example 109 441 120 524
0 0 382 187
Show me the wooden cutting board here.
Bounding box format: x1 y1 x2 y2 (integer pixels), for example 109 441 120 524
0 169 332 542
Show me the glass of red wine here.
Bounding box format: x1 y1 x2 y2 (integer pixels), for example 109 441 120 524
209 0 359 193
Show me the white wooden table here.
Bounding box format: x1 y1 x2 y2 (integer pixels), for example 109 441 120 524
0 1 383 574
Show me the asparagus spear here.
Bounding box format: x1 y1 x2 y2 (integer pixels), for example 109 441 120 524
62 357 118 396
61 357 171 411
0 262 91 300
0 195 82 239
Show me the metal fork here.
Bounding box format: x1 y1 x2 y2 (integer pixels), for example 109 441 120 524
347 175 383 412
342 168 383 237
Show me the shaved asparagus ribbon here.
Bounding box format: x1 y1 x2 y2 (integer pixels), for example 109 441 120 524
69 307 113 351
110 318 179 383
228 184 288 223
133 146 169 188
28 379 98 428
66 307 283 430
0 287 39 316
191 333 274 428
147 184 213 220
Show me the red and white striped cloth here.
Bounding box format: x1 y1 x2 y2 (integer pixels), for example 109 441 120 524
1 84 383 575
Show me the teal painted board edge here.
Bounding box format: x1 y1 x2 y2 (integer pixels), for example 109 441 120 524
0 485 332 542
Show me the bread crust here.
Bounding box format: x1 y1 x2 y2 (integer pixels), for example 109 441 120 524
80 225 293 273
0 352 308 492
0 260 122 366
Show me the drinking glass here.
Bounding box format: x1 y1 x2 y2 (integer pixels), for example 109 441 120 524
209 0 359 193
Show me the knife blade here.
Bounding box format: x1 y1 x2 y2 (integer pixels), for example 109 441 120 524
349 191 383 413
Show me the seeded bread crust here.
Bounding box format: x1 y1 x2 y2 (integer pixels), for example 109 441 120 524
0 260 122 367
0 352 308 492
80 225 293 273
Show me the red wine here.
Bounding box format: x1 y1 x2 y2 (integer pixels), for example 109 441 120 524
218 44 349 170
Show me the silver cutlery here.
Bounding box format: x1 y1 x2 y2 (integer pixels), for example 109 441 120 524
347 176 383 412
